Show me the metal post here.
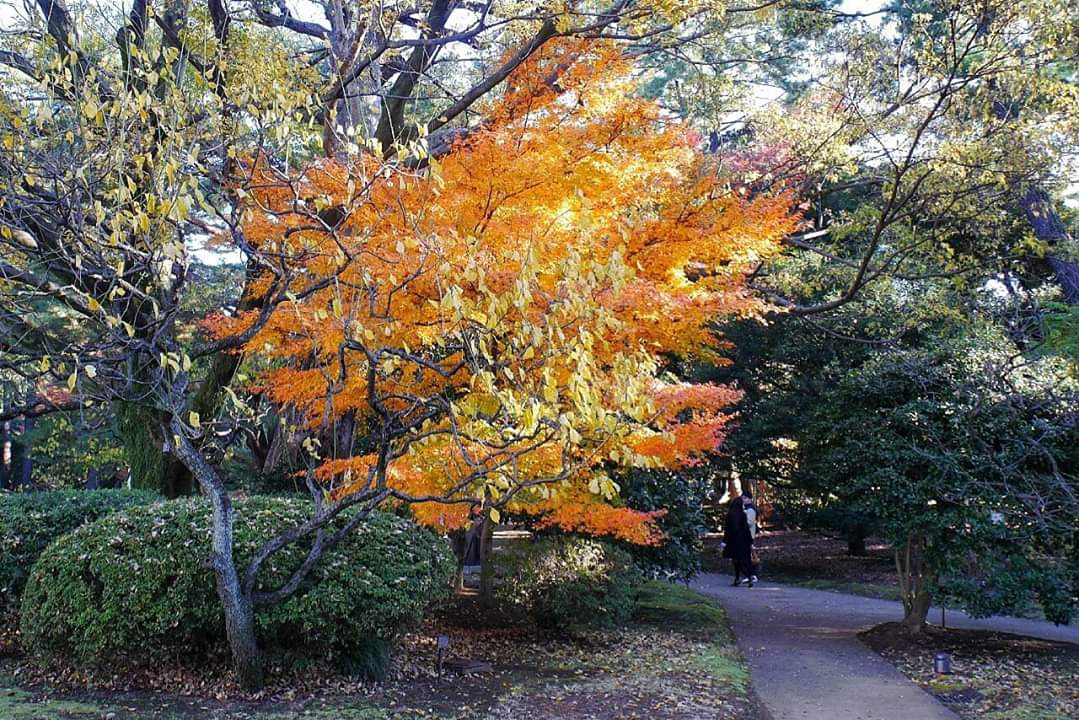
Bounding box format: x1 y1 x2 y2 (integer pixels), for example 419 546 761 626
436 634 449 676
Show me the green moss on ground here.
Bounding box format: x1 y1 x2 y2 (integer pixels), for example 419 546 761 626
0 682 115 719
793 578 903 601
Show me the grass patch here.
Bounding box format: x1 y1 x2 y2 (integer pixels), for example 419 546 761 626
300 709 389 720
634 582 750 697
926 679 967 693
0 685 109 720
634 580 732 639
792 578 902 601
689 643 749 692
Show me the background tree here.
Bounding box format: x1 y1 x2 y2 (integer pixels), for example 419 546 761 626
732 0 1079 316
715 247 1079 629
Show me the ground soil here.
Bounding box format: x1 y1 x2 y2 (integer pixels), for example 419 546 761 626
862 622 1079 720
0 582 765 720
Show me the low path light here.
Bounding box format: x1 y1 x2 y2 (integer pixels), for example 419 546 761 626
436 633 450 676
934 652 952 674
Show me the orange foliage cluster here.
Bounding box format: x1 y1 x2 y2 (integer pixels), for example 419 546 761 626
208 41 798 544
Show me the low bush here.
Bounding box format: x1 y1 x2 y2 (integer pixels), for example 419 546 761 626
0 489 157 608
496 536 641 630
20 497 455 676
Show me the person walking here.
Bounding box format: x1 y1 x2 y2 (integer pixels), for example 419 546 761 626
742 489 760 585
723 491 755 587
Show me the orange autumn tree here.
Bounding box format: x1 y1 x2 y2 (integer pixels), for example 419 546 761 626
213 42 798 548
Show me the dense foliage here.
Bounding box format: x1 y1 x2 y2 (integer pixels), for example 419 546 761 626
797 329 1078 624
21 498 455 674
718 293 1079 625
496 537 641 631
0 489 156 608
613 467 712 581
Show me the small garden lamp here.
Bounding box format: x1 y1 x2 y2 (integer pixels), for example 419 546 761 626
934 652 952 674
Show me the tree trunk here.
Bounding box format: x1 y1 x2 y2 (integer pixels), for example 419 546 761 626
449 529 466 592
1 398 10 490
895 532 933 633
118 403 195 497
215 550 261 690
169 415 263 689
17 392 34 487
478 514 496 607
989 92 1079 304
901 587 932 632
163 454 194 497
1017 185 1079 303
1046 253 1079 304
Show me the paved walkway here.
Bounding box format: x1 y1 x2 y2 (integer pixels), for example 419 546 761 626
692 573 1079 720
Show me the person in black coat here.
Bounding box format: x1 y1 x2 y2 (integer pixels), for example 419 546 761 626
722 495 754 587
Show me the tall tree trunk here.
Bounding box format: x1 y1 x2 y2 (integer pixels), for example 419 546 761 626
118 403 194 497
449 529 467 592
901 587 932 631
120 266 264 498
1017 185 1079 303
990 95 1079 303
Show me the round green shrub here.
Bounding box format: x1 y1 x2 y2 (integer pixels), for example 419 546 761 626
20 497 455 673
495 536 641 630
0 489 157 609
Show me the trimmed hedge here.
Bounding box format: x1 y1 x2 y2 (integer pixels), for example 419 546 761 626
496 536 641 630
20 497 455 673
0 489 157 608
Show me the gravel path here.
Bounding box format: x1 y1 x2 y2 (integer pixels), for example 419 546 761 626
692 573 1079 720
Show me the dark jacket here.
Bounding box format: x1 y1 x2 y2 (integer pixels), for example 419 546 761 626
722 500 753 566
